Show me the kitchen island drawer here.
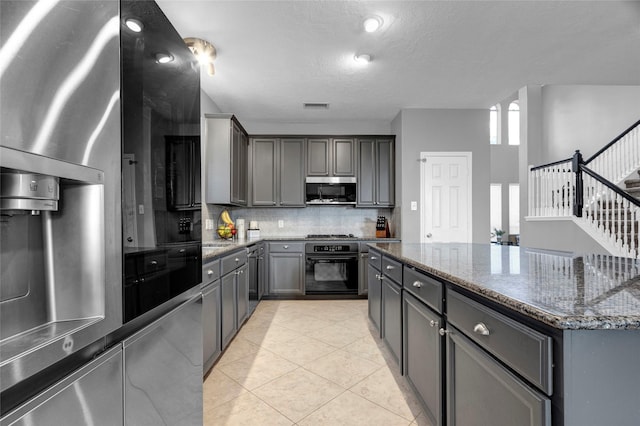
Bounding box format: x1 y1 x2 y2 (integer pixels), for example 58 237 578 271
403 266 442 314
269 242 304 253
447 290 553 395
221 250 248 275
202 259 220 285
368 248 382 271
381 256 402 284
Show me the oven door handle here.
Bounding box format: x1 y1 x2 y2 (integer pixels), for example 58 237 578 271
307 255 358 261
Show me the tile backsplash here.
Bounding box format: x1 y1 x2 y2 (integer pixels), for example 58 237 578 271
202 204 394 241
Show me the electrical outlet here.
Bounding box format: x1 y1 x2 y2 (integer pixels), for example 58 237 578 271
278 220 284 228
411 201 418 211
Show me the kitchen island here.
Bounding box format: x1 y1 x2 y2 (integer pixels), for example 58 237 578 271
368 242 640 426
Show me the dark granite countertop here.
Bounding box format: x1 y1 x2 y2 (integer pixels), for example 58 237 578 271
369 242 640 330
202 236 400 261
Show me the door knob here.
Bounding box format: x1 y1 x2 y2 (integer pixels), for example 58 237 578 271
426 233 432 238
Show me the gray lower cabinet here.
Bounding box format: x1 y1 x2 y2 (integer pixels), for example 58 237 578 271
367 263 382 333
202 281 221 374
0 346 123 426
221 271 237 349
358 251 369 295
403 291 443 426
220 250 248 350
268 243 304 295
447 330 551 426
381 276 402 368
123 295 203 426
250 138 305 207
236 263 249 326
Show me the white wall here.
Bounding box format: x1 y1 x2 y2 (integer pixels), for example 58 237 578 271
200 90 222 242
541 85 640 162
394 108 490 243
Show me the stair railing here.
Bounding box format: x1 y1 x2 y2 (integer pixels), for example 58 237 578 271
528 119 640 258
584 119 640 184
528 159 574 217
579 161 640 257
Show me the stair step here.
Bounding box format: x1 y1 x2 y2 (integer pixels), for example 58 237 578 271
626 187 640 195
625 179 640 189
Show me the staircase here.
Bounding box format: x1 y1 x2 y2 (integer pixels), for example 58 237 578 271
624 171 640 199
528 119 640 258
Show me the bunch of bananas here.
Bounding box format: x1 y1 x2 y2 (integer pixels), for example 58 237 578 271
217 210 236 239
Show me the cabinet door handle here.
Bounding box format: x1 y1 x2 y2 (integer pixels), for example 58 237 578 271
235 257 240 262
207 270 214 277
473 322 490 336
370 256 378 260
150 260 158 266
283 245 289 249
429 320 439 328
375 274 384 280
179 249 185 253
412 281 423 288
438 328 450 336
385 265 395 270
236 270 244 275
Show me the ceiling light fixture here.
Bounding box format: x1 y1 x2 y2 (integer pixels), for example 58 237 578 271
363 16 383 33
183 37 217 76
354 54 371 64
124 18 143 33
155 53 174 64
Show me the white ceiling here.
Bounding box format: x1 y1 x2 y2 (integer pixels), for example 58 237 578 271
156 0 640 125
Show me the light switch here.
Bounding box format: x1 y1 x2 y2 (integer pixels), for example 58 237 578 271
205 219 214 230
138 204 144 214
278 220 284 228
410 201 417 211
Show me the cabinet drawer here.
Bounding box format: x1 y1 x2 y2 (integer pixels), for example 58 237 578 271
221 250 248 276
202 258 220 285
447 290 553 395
381 256 402 284
269 242 304 253
138 250 168 275
403 266 442 314
368 249 382 271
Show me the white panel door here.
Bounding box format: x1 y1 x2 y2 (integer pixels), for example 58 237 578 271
421 152 472 243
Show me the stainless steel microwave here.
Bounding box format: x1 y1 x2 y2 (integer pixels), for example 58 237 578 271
305 177 357 205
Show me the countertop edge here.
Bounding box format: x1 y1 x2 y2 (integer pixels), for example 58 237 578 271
369 243 640 331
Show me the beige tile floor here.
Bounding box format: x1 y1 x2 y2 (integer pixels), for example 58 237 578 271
203 299 434 425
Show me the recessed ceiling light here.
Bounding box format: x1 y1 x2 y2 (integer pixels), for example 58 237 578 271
363 16 383 33
155 53 174 64
125 18 143 33
354 54 371 64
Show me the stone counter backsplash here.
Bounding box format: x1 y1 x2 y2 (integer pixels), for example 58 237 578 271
203 205 394 241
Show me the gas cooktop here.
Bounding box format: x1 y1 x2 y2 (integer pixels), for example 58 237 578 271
306 234 355 239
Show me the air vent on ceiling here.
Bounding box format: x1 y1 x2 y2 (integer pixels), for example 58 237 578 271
303 102 329 110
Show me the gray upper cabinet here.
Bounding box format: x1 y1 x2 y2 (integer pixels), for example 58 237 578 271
357 138 395 207
307 138 356 177
250 138 305 207
204 114 248 206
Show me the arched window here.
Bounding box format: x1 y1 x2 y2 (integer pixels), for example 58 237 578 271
489 105 500 145
508 101 520 145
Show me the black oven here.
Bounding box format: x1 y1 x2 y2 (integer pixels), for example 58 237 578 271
305 242 359 295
